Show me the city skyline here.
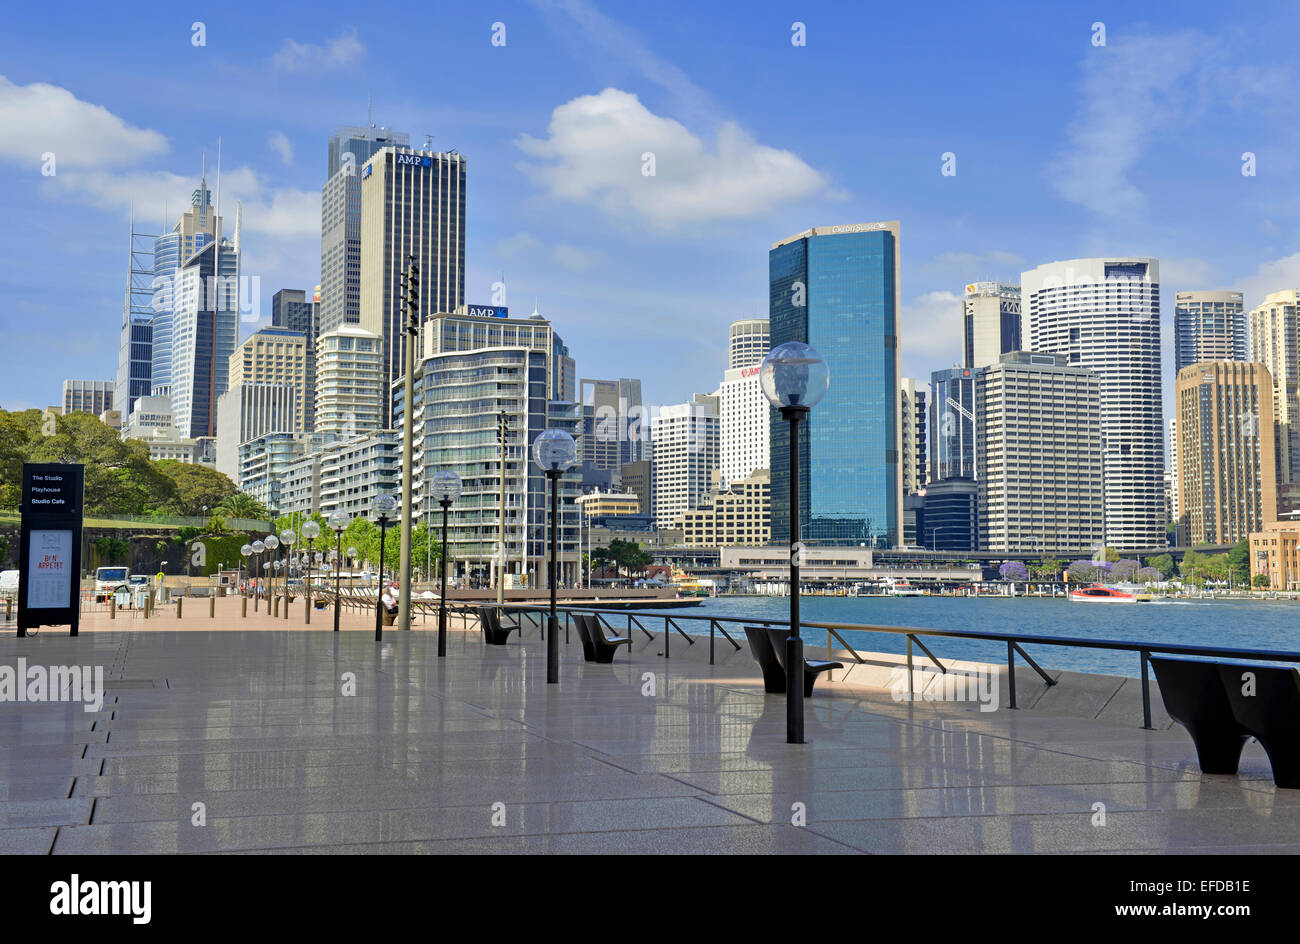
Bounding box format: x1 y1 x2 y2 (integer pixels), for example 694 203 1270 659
3 1 1299 415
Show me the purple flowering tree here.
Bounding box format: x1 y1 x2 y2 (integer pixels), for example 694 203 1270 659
998 560 1029 581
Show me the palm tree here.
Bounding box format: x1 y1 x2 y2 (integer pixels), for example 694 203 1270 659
216 492 271 522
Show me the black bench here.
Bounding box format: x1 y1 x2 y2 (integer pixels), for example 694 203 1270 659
1216 662 1300 789
477 607 517 646
1149 656 1251 775
576 613 630 663
744 626 843 697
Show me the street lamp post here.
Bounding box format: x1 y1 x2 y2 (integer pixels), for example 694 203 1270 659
280 529 296 621
533 428 578 685
239 544 252 617
374 493 397 640
262 535 279 618
329 511 351 632
302 521 320 624
759 341 830 745
431 471 463 657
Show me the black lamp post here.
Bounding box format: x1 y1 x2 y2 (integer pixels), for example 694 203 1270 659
262 534 279 618
430 471 463 658
533 428 578 685
240 544 252 617
302 520 320 624
759 341 830 744
374 492 397 640
279 529 296 621
329 511 350 632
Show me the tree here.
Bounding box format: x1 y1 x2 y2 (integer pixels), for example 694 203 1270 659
998 560 1029 581
1253 573 1270 589
216 492 271 522
154 461 236 516
1111 559 1139 582
1227 538 1249 586
1135 566 1163 584
1032 556 1064 580
29 411 174 515
1102 546 1121 563
1146 553 1176 579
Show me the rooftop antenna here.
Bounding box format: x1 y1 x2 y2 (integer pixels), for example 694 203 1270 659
367 91 373 128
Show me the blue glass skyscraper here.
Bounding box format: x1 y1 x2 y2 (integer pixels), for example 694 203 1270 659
769 222 901 548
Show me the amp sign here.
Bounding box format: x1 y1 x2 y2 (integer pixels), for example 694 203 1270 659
467 304 509 319
395 153 433 168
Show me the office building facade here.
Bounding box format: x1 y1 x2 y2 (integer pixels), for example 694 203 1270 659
62 380 113 416
214 383 298 484
152 178 220 395
899 377 927 495
1175 291 1246 373
580 377 644 471
963 281 1021 369
769 222 901 547
1023 258 1164 550
976 352 1104 553
116 219 156 417
719 365 768 486
1249 290 1300 496
271 288 319 431
923 477 979 551
930 366 981 482
650 394 719 531
228 328 309 433
729 318 770 370
170 238 239 439
320 124 409 334
678 469 771 547
1175 361 1276 546
359 147 466 426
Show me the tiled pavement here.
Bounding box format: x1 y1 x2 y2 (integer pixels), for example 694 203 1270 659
2 612 1298 854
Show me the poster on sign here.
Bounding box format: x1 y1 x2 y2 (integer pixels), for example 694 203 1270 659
27 529 73 608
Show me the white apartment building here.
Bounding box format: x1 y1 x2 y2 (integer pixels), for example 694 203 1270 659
314 324 384 439
1022 258 1164 550
650 394 719 530
1250 290 1300 493
719 365 768 486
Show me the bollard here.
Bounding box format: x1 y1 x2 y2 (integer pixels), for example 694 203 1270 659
273 596 279 618
5 598 10 620
176 597 183 618
241 595 247 618
210 595 215 619
144 594 151 619
110 595 116 619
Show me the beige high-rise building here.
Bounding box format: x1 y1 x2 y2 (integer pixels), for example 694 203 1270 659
227 328 309 432
359 147 466 426
1175 362 1276 546
678 469 771 547
899 378 927 494
1249 290 1300 500
976 352 1104 553
314 325 384 440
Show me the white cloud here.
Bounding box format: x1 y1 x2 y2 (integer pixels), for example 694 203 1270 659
1049 32 1215 219
1160 257 1218 289
923 250 1025 282
496 231 542 258
0 74 167 168
267 131 294 166
1234 252 1300 308
272 28 365 72
554 244 602 271
901 290 963 371
517 88 828 228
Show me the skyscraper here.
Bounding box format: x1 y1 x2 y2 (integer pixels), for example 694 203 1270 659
319 123 410 334
228 328 310 433
1175 361 1276 545
929 366 981 481
580 377 643 471
977 352 1104 553
152 175 221 397
62 380 113 416
1174 291 1246 372
729 318 770 369
115 217 156 418
1249 290 1300 499
650 394 719 530
899 378 927 495
314 325 383 439
271 288 319 432
1023 258 1164 550
170 235 239 440
358 146 466 426
962 282 1021 369
769 222 901 547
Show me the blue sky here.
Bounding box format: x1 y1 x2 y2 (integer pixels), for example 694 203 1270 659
1 0 1298 414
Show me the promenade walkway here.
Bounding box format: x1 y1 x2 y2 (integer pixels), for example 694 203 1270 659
2 601 1299 854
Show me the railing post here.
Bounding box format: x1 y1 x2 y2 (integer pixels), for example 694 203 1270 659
709 620 715 665
906 635 914 700
1007 640 1017 709
1140 649 1153 730
665 616 670 660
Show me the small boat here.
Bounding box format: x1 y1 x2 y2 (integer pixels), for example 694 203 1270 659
1068 584 1137 603
886 579 925 597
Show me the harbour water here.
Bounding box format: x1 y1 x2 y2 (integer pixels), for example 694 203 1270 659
629 595 1300 678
